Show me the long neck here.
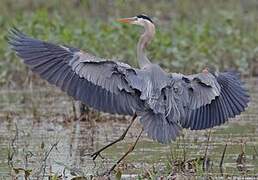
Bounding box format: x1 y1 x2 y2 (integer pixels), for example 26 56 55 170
137 22 155 68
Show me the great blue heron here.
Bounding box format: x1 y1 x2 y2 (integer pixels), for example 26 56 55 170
8 14 249 174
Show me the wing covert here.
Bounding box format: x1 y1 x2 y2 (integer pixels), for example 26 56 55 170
171 72 221 110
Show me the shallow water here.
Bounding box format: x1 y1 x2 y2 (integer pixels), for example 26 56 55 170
0 78 258 179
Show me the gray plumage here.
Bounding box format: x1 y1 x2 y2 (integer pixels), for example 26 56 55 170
8 18 249 144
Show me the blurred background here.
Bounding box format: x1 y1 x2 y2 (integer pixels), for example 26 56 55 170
1 0 258 179
1 0 258 87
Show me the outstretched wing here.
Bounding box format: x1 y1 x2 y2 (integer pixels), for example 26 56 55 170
8 28 145 115
181 71 249 130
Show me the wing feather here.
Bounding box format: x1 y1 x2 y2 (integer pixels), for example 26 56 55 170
8 28 144 116
182 72 249 130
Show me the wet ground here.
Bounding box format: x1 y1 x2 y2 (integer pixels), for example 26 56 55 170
0 78 258 179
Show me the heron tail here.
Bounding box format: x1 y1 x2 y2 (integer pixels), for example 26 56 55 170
139 111 181 144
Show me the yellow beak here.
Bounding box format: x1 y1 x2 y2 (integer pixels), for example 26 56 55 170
117 17 135 24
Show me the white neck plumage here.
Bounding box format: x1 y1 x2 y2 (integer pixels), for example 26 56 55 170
137 21 155 68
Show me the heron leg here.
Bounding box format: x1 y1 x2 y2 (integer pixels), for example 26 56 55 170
79 102 90 116
106 128 143 175
90 114 137 160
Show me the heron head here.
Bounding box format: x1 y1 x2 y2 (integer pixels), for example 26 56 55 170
117 14 154 27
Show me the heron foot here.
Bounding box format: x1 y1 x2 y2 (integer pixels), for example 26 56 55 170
90 151 105 160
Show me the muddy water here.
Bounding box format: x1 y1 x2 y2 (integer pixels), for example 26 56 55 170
0 78 258 179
